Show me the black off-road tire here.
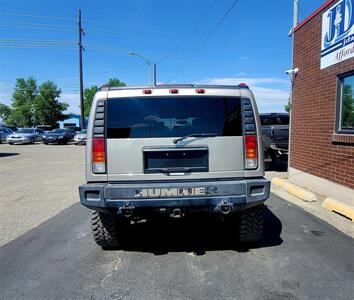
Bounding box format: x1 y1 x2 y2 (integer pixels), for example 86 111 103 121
91 211 126 248
238 204 264 243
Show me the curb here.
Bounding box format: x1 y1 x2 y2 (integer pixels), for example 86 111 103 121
271 177 317 202
322 198 354 222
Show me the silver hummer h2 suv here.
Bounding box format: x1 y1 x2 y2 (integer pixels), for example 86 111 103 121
79 84 270 248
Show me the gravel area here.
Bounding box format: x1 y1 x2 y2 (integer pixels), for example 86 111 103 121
0 143 85 246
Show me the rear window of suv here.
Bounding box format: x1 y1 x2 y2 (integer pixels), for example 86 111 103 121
260 114 289 126
106 96 242 138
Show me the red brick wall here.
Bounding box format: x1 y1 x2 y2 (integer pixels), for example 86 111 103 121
291 0 354 189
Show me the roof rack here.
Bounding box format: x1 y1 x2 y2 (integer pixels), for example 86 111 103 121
98 84 248 91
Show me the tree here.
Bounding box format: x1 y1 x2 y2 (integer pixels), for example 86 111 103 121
83 86 98 117
0 103 12 124
285 98 291 112
83 78 126 117
7 77 68 127
108 78 126 87
10 77 38 127
33 81 68 126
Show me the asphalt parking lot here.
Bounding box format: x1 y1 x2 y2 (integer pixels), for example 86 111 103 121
0 143 84 246
0 144 353 299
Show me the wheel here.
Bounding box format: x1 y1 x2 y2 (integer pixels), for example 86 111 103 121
91 211 128 248
43 142 48 145
30 138 35 144
238 204 264 243
9 142 14 145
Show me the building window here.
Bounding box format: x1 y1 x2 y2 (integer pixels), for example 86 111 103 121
337 74 354 134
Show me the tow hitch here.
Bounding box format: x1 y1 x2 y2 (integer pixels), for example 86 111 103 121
119 202 134 218
220 200 232 215
170 208 183 218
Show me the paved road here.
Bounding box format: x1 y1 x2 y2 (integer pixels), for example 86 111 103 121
0 143 84 246
0 194 353 300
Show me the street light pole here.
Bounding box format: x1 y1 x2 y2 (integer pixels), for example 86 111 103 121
129 52 153 85
153 63 157 86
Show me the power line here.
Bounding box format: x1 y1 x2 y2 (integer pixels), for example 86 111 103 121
85 42 190 62
0 12 168 35
0 63 146 84
82 18 170 35
0 24 76 32
0 12 75 20
157 0 216 63
0 38 76 43
85 28 167 42
168 0 241 82
0 20 75 29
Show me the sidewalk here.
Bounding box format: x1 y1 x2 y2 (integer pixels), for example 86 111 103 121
265 169 354 238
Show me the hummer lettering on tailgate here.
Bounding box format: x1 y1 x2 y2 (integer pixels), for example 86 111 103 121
134 187 207 198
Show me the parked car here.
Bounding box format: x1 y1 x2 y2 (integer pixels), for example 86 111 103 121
0 127 13 143
79 84 270 248
43 128 76 144
6 128 44 145
260 113 289 164
4 125 17 132
74 129 87 145
65 126 82 133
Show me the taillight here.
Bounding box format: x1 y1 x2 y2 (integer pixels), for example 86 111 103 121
169 89 179 94
196 88 205 94
143 89 152 94
92 137 106 173
245 135 258 169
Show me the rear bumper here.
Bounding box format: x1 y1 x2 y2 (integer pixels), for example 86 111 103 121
79 178 270 213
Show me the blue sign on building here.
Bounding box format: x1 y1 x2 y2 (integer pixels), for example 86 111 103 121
321 0 354 69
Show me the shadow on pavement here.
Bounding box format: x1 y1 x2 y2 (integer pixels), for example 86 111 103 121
266 159 288 172
0 152 19 157
109 206 283 255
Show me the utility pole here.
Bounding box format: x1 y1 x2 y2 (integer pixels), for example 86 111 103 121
78 9 85 129
153 63 157 86
288 0 299 174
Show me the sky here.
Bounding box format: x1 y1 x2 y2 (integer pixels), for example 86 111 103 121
0 0 326 113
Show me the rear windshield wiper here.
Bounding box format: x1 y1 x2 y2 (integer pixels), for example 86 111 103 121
173 133 218 144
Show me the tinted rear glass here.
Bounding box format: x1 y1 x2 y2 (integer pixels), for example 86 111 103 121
260 115 289 126
107 96 242 138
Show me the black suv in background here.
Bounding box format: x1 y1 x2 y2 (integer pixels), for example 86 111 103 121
43 128 76 144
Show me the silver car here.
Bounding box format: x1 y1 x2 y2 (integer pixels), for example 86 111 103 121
74 129 87 145
79 84 270 248
7 128 44 145
0 127 13 144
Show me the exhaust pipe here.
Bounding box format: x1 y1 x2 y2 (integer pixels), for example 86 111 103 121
170 208 182 218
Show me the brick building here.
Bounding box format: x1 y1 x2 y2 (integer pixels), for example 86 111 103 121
290 0 354 203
